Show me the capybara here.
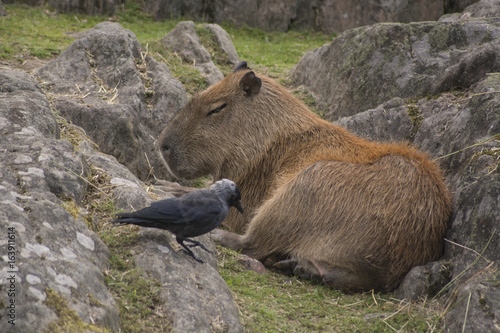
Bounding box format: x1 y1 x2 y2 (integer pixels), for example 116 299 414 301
159 61 452 291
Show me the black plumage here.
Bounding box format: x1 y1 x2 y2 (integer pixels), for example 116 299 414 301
111 179 243 262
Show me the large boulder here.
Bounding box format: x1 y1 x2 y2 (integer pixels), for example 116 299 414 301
0 69 120 332
445 0 500 19
133 228 243 332
160 21 224 85
47 0 121 16
204 23 240 66
445 0 481 13
442 262 500 332
290 16 500 121
213 0 297 32
37 22 188 181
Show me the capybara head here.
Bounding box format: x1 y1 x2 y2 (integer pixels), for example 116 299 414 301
159 61 307 180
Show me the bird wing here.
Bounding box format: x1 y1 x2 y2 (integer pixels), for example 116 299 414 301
171 189 224 224
113 191 223 224
113 197 185 223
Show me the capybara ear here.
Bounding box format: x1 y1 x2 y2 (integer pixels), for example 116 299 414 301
239 71 262 97
233 61 249 72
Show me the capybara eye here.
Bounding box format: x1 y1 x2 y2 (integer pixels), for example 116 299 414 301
207 103 227 117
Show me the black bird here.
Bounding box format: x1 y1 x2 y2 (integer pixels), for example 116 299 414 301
111 179 243 262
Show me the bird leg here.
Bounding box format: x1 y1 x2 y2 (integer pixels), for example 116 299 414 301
176 236 207 263
184 238 212 254
178 241 203 263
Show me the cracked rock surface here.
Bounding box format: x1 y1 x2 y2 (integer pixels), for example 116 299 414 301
0 22 243 332
37 22 188 181
0 68 120 332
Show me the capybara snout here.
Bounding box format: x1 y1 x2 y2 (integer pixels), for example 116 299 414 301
159 61 452 291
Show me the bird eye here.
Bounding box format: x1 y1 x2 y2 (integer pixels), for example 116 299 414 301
207 103 227 117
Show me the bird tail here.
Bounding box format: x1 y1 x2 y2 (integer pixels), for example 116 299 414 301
110 214 149 226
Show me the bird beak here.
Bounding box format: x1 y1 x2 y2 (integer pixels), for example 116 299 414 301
235 200 243 214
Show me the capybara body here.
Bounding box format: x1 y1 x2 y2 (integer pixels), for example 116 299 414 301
159 62 452 291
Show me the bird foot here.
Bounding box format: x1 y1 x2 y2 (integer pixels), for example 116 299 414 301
181 249 204 263
184 238 212 254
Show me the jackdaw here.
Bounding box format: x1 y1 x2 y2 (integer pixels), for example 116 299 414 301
111 179 243 262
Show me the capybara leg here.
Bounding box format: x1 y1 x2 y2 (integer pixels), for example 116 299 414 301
273 259 301 276
274 258 298 271
310 261 382 291
153 180 197 197
211 229 254 256
276 258 381 290
290 259 324 284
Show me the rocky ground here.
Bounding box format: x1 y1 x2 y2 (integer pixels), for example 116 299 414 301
1 1 499 332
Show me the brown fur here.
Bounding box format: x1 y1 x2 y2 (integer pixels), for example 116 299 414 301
159 64 452 291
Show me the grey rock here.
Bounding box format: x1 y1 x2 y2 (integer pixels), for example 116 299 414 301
143 0 206 22
292 0 444 34
444 0 480 14
0 69 59 138
47 0 120 16
0 69 120 332
395 261 452 300
444 154 500 276
214 0 297 32
237 254 267 275
1 68 42 93
133 228 243 333
204 24 240 66
162 21 211 63
37 22 188 181
464 0 500 18
443 263 500 333
161 21 224 85
74 127 154 212
290 18 500 121
334 98 413 142
146 57 189 123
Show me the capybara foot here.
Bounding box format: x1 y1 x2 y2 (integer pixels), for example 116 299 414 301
211 229 249 252
152 179 197 197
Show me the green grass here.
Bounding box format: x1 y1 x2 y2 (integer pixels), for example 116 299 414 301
0 5 102 59
3 3 445 332
0 2 331 73
1 2 331 98
217 247 443 333
79 155 169 332
99 224 171 333
224 24 333 78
